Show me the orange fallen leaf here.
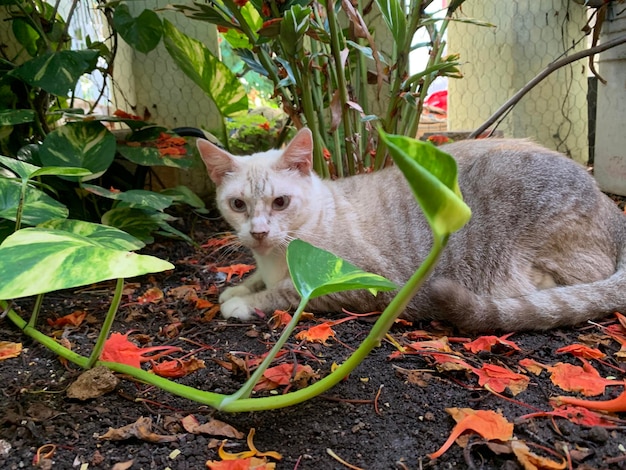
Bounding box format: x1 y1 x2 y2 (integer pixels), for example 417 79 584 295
519 358 544 375
208 428 281 468
473 363 530 395
215 264 256 282
556 344 605 360
269 310 292 329
548 359 623 396
520 405 622 428
137 287 164 304
195 298 215 309
0 341 22 360
429 408 514 459
254 363 319 391
464 333 520 353
295 322 335 344
151 357 205 378
552 388 626 413
100 332 182 369
510 440 566 470
46 310 86 328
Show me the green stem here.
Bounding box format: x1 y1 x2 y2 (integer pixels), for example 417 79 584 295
27 293 45 329
86 278 124 368
14 179 29 232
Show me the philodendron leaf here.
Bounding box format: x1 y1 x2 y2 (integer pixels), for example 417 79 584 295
38 219 145 251
0 155 91 180
83 185 175 211
162 19 248 118
0 109 35 126
11 50 99 96
113 5 163 54
379 132 471 237
0 178 68 225
286 239 397 300
39 121 116 180
101 207 161 243
0 228 174 300
116 144 194 169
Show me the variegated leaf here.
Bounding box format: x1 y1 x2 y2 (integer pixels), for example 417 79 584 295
39 121 116 179
0 178 68 225
116 144 194 169
38 219 145 251
0 110 35 126
83 185 175 211
0 228 174 300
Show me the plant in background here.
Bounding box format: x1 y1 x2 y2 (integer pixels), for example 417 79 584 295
0 0 208 243
163 0 470 176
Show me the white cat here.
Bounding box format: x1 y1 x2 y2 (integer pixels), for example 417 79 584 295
197 128 626 331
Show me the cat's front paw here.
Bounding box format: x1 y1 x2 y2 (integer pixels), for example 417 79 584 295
220 296 256 320
219 285 252 303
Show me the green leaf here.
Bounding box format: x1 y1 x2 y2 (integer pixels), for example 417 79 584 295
83 185 175 211
101 207 160 243
279 5 311 57
0 155 91 180
161 186 206 210
0 178 68 225
114 5 163 54
38 219 145 251
162 19 248 118
0 228 173 300
11 50 99 96
286 239 397 300
116 144 195 169
12 17 40 57
379 132 471 237
39 121 116 179
0 109 35 126
374 0 407 48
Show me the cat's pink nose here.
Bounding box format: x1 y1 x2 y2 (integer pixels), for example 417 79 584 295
250 231 269 241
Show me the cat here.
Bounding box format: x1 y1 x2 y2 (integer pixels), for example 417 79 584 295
197 128 626 332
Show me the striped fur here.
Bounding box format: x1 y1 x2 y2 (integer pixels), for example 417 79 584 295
197 129 626 332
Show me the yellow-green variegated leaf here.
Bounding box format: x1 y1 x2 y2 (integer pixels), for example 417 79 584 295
0 178 68 225
0 155 91 180
380 132 471 237
0 228 174 300
11 50 99 96
83 185 175 211
38 219 145 251
39 121 116 180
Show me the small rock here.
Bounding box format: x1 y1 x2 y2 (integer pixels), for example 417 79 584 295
586 426 610 443
67 365 119 400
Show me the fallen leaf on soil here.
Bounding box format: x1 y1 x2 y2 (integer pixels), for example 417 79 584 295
519 405 622 428
547 359 623 396
269 310 292 329
556 344 605 359
0 341 22 360
473 363 530 395
430 353 474 372
551 388 626 412
254 363 319 391
167 284 199 300
151 357 205 378
195 298 215 309
295 322 335 344
137 287 164 304
46 310 86 327
510 439 566 470
463 333 520 353
111 460 134 470
207 456 275 469
519 358 544 375
99 416 179 443
66 365 119 400
428 408 514 459
215 264 256 282
100 332 182 369
217 428 282 461
181 415 244 438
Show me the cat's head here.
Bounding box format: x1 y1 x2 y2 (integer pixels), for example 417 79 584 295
197 128 317 255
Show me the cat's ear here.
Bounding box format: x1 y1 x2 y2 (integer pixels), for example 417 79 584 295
276 128 313 175
197 139 237 185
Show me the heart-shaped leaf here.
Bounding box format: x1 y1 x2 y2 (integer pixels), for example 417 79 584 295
0 178 68 225
0 155 91 180
379 132 471 237
83 185 175 211
0 228 174 300
286 239 397 300
114 5 163 54
39 121 116 179
38 219 145 251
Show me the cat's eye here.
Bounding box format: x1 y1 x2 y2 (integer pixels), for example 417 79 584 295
229 198 247 212
272 196 290 211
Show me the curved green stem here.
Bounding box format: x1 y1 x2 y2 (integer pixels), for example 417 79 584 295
86 278 124 368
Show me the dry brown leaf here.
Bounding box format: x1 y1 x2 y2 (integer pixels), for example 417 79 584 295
181 415 244 439
111 460 134 470
99 416 179 443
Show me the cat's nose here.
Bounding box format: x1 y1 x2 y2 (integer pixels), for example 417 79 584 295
250 231 269 241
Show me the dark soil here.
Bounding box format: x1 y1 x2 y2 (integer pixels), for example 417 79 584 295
2 212 626 470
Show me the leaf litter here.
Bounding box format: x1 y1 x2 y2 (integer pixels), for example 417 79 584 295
3 220 626 468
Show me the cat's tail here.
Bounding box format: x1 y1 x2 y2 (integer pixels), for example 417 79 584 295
428 265 626 332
